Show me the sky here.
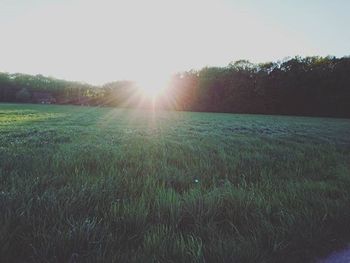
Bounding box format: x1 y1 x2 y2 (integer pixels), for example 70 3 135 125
0 0 349 85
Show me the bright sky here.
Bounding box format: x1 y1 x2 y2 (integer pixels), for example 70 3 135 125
0 0 349 85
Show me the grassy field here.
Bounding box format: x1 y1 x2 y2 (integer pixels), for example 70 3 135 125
1 103 350 263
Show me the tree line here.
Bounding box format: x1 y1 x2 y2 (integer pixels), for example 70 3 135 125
0 56 349 117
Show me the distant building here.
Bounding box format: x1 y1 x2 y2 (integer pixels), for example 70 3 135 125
32 92 56 104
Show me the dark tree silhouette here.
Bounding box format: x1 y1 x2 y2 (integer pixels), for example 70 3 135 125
0 56 349 117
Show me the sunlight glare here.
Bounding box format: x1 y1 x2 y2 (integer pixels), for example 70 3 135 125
136 75 169 99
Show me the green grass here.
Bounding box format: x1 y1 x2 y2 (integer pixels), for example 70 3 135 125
1 103 350 263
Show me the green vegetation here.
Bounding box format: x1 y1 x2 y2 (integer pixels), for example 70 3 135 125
1 103 350 263
1 56 350 118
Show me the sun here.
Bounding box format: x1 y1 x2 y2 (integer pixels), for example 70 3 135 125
136 75 169 100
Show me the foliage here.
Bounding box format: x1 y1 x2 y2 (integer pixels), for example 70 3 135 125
165 56 350 117
1 103 350 262
15 88 31 102
0 56 350 117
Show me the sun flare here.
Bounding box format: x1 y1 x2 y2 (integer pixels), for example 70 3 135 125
136 76 169 99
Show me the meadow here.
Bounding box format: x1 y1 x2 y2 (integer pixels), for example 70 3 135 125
1 103 350 263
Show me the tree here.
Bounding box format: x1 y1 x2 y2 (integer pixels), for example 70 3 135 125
15 88 31 102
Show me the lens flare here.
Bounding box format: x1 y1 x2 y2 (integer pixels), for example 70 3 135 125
137 76 168 99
